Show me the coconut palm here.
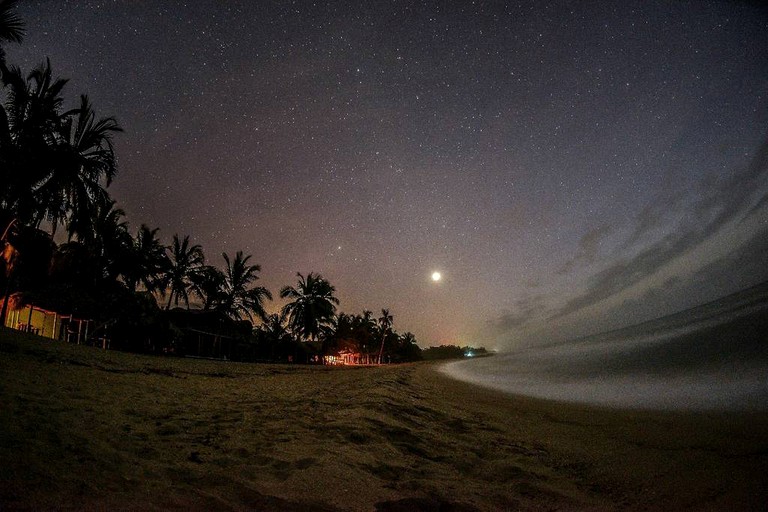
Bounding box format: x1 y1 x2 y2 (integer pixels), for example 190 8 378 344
280 272 339 344
122 224 168 293
0 0 24 76
361 309 376 330
216 251 272 322
258 312 293 360
1 63 120 238
378 309 393 332
163 234 204 309
377 308 393 364
85 197 130 281
41 94 121 236
0 61 68 228
260 312 291 342
190 264 225 310
394 331 422 362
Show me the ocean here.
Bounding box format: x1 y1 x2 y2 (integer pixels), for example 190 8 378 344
442 282 768 410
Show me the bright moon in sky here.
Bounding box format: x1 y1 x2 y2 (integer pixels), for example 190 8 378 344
431 271 442 282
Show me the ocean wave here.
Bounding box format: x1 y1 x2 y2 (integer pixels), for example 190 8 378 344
442 283 768 411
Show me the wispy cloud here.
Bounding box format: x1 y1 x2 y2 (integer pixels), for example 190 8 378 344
551 136 768 321
492 136 768 340
492 295 547 332
552 231 700 319
559 224 612 274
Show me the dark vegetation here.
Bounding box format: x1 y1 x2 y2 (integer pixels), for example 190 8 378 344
421 345 489 361
0 1 458 364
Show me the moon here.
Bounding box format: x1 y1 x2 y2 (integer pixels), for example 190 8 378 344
431 271 442 282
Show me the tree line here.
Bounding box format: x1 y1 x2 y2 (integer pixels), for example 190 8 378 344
0 1 423 363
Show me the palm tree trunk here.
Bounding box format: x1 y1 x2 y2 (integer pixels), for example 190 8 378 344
0 219 17 327
0 287 10 327
166 290 173 310
378 335 386 365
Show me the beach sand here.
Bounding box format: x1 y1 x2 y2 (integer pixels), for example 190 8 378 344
2 330 767 511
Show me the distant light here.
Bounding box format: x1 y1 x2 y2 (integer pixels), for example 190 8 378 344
431 271 442 282
466 351 474 357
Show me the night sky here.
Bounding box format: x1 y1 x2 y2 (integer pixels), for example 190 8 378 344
7 0 768 349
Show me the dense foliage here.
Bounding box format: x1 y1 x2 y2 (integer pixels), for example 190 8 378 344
421 345 489 361
0 3 426 363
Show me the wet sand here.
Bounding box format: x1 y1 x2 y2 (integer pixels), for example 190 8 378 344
2 329 767 510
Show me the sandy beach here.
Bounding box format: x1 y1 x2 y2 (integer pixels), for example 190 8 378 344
1 330 767 511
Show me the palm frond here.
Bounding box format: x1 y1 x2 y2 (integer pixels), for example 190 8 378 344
0 0 24 44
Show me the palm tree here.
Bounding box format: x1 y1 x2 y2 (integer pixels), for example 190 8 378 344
377 308 393 364
280 272 339 345
1 61 68 228
359 309 377 363
258 312 293 360
41 94 121 236
394 331 422 362
260 312 289 339
163 234 204 309
85 197 130 282
122 224 168 293
0 0 24 76
400 332 417 346
1 63 120 238
190 264 225 310
217 251 272 322
361 309 375 329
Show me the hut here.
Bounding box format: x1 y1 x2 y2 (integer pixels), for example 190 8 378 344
4 302 93 345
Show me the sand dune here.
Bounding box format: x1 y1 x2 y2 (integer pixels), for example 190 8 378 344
1 330 767 510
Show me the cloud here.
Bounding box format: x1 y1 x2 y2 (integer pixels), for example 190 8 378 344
559 224 613 274
552 231 701 319
489 136 768 343
694 223 768 290
620 200 673 249
608 224 768 327
628 205 662 241
492 295 546 332
552 135 768 322
744 189 768 220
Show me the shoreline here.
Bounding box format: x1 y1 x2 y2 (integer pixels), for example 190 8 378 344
2 331 768 510
420 361 768 505
439 355 768 412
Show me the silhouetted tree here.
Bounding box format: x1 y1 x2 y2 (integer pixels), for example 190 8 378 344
377 308 393 364
421 345 485 360
122 224 168 293
255 312 295 361
393 331 422 362
0 0 24 76
51 94 122 237
280 272 339 357
0 61 69 229
216 251 272 322
1 65 120 237
190 264 225 310
76 197 130 282
162 234 204 309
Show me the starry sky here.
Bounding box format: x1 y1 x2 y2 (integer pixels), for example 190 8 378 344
7 0 768 349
